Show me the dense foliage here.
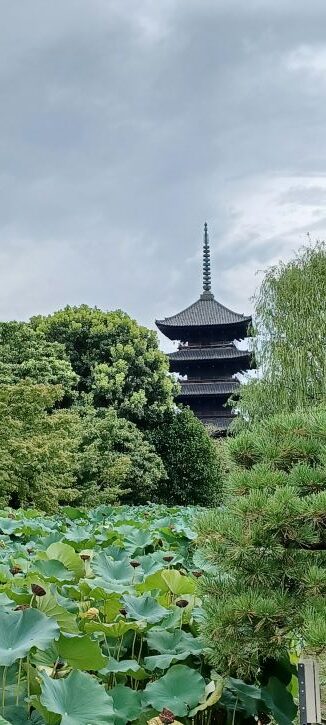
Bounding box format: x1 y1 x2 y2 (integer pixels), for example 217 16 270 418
148 408 222 506
0 505 296 725
232 241 326 426
0 306 222 508
76 408 165 507
198 407 326 680
0 384 79 512
0 322 78 402
31 305 178 425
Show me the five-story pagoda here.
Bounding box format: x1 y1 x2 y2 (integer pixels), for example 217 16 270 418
156 224 253 433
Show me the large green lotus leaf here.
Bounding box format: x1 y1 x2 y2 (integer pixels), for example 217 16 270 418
100 659 148 681
91 553 135 584
30 640 59 672
40 670 115 725
36 590 79 634
136 571 169 595
144 653 189 671
111 685 142 725
122 594 169 624
29 694 60 724
262 677 297 725
103 594 122 622
157 609 182 631
0 593 15 609
85 620 145 639
58 634 107 670
0 706 32 724
0 609 59 666
0 518 23 535
124 530 153 552
137 555 165 577
63 523 95 546
146 629 203 656
61 506 87 521
82 579 133 596
33 560 75 583
161 570 195 595
142 665 205 717
45 543 84 580
96 546 126 562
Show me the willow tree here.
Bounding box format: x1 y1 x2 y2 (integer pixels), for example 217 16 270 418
233 241 326 425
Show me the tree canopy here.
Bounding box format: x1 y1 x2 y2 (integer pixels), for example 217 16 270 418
0 383 79 512
76 406 165 506
0 322 78 400
232 241 326 426
147 407 223 506
0 306 223 508
31 305 178 424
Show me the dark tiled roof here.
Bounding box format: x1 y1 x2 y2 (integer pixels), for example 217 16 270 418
169 345 250 362
177 380 239 396
156 294 251 329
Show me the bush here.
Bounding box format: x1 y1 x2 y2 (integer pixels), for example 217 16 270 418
197 408 326 679
148 407 223 506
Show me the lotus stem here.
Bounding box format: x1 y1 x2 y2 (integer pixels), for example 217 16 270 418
2 666 7 714
137 636 143 663
16 658 23 705
131 630 137 660
27 654 30 701
116 635 124 662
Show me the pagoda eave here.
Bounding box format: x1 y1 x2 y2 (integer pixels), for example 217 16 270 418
156 320 251 342
176 381 239 397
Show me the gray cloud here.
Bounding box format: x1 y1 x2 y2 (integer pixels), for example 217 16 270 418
0 0 326 350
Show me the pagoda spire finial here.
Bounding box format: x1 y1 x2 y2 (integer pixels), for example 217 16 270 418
201 222 214 299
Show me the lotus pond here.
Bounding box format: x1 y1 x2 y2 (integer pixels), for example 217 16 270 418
0 504 223 725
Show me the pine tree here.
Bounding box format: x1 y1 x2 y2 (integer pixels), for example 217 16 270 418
198 408 326 680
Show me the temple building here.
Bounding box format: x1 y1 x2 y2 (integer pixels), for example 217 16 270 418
156 224 253 433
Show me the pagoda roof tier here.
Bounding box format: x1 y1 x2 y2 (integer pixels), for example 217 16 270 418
156 294 251 333
177 380 239 397
169 345 251 363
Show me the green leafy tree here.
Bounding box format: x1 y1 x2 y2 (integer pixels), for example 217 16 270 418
0 321 78 402
0 383 79 512
31 305 177 424
147 407 223 506
198 407 326 680
76 407 165 506
232 241 326 427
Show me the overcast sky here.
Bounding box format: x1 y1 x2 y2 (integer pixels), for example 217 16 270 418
1 0 326 350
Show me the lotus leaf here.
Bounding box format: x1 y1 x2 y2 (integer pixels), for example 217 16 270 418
35 590 79 634
46 543 84 580
111 685 142 725
142 665 206 716
122 594 168 624
146 629 203 656
40 670 115 724
0 609 59 666
161 570 195 595
58 633 107 670
33 560 75 583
